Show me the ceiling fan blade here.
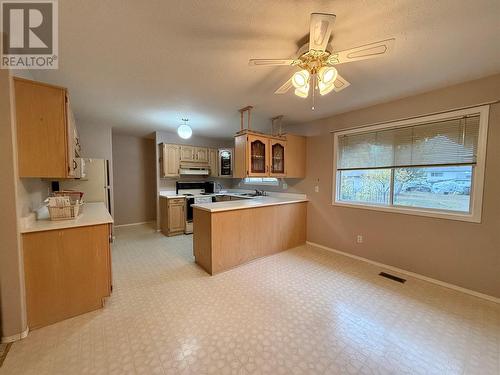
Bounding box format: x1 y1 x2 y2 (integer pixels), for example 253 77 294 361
274 78 293 94
332 74 350 92
248 59 298 66
309 13 336 52
329 38 395 65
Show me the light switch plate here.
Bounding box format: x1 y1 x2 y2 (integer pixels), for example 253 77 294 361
314 185 319 193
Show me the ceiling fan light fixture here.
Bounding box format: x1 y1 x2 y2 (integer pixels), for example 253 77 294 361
318 66 337 85
294 84 310 98
292 70 310 88
318 81 335 96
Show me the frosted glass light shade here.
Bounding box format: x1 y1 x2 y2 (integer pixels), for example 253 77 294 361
177 124 192 139
318 81 335 95
292 70 310 88
294 84 309 98
318 66 337 85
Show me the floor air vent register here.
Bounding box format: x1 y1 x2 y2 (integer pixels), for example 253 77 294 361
379 272 406 283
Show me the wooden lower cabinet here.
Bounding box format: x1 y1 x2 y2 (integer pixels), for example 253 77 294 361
22 224 112 329
160 197 186 236
193 202 307 274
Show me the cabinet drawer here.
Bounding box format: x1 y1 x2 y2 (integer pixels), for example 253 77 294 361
168 198 185 205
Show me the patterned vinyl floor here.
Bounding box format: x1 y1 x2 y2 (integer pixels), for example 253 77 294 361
1 224 499 374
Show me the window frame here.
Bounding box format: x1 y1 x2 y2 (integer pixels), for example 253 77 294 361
332 105 489 223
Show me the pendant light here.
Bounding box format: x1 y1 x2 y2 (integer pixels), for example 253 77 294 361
177 118 192 139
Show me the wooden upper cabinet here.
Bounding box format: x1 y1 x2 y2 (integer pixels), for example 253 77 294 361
284 134 306 178
180 145 196 162
269 138 286 177
179 145 209 163
195 147 209 163
233 131 306 179
247 134 269 177
208 148 218 176
161 143 180 177
15 77 76 178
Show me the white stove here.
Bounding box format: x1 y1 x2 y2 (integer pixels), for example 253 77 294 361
177 183 214 234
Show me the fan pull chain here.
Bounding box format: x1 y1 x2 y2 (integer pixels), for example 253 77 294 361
311 73 316 110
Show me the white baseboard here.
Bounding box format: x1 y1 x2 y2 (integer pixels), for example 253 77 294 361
306 241 499 304
1 326 29 343
114 221 155 228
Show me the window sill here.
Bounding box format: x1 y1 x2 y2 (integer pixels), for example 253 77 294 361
332 200 481 223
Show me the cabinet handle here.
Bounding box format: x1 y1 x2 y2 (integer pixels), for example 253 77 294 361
73 159 77 170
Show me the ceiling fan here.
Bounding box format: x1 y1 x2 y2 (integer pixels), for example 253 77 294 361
249 13 395 108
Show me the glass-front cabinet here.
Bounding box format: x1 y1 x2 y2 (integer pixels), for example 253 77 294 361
270 139 286 177
247 135 269 176
246 134 287 177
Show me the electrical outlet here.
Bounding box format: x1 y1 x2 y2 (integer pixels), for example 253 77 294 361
282 182 288 190
314 185 319 193
356 235 363 243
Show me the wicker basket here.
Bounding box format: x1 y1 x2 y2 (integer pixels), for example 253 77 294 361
53 191 84 204
48 202 83 221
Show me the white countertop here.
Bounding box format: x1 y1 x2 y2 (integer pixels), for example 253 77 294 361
192 195 308 213
21 202 113 234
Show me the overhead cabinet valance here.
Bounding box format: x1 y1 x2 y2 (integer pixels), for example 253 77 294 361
337 115 480 170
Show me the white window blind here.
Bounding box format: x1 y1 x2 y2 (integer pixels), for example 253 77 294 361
337 115 480 170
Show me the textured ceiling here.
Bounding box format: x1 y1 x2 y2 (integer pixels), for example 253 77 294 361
31 0 500 137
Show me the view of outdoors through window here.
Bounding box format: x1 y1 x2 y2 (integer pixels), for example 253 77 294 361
339 166 472 212
244 177 279 185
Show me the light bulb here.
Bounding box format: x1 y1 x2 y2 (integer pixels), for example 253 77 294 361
318 66 338 85
318 81 335 96
177 124 192 139
292 70 310 88
294 84 309 98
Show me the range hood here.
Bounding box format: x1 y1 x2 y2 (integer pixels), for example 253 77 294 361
179 163 210 176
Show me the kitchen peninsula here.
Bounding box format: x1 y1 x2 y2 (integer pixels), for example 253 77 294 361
192 194 307 274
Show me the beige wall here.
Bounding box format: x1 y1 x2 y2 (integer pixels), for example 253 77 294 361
0 68 27 340
290 74 500 298
112 133 156 225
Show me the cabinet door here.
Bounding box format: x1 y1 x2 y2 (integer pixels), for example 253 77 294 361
180 146 195 162
270 139 286 177
162 144 180 177
247 135 269 176
66 96 77 177
284 134 306 178
15 78 69 178
23 224 111 329
208 148 218 176
195 147 209 163
168 200 186 234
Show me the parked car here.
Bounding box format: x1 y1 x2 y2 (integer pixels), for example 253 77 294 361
403 181 432 192
431 180 471 195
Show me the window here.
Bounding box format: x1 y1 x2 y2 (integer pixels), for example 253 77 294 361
333 106 489 222
243 177 279 186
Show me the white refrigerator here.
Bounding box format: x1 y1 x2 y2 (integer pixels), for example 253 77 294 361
60 158 112 215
